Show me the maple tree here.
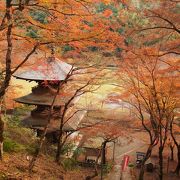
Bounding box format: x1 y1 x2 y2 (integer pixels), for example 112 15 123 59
113 47 179 180
111 1 179 177
117 1 180 177
139 0 179 56
121 0 180 56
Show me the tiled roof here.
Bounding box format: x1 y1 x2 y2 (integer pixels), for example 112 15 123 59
21 109 87 132
14 57 73 81
14 84 79 106
15 92 73 106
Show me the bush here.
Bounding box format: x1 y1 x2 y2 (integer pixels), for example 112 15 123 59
3 105 33 127
3 106 37 154
128 163 134 167
102 163 113 174
62 45 74 53
62 158 77 171
25 142 39 155
61 143 75 156
88 46 99 52
73 147 85 160
0 172 8 180
30 10 48 24
3 138 25 152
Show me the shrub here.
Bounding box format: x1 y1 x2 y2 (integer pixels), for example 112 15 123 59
88 46 99 52
73 147 85 160
62 158 77 171
3 105 33 127
3 138 25 152
25 142 39 155
0 172 8 180
62 45 74 53
102 163 113 174
3 106 37 154
128 163 134 167
61 143 75 156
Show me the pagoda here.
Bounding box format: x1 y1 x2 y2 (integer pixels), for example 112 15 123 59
13 56 86 140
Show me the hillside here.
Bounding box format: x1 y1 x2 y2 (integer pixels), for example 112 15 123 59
0 153 95 180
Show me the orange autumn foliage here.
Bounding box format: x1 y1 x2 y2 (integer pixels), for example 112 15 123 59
0 0 126 109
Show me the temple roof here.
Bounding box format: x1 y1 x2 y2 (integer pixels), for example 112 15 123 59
14 85 80 106
21 110 87 132
13 57 73 81
15 92 73 106
78 136 104 149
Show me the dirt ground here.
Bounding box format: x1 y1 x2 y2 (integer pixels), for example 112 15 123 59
0 153 97 180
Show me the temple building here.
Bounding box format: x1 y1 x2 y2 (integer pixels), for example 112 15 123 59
13 56 86 140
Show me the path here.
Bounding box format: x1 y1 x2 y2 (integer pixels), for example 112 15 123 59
106 136 147 180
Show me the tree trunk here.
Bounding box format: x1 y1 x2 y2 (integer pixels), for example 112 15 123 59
139 143 154 180
170 145 174 161
56 129 63 163
100 141 107 180
159 146 163 180
139 165 145 180
0 116 4 160
175 145 180 175
101 141 107 165
0 0 12 97
0 0 13 161
29 134 46 173
170 117 179 175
